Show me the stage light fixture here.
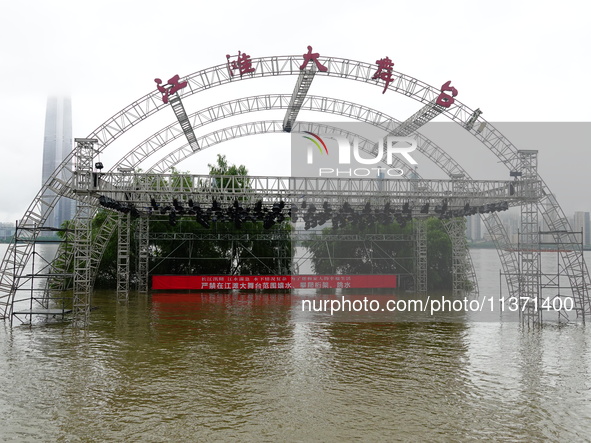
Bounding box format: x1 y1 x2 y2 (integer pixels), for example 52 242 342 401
169 211 177 226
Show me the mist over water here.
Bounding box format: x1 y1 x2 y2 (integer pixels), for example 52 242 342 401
0 244 590 441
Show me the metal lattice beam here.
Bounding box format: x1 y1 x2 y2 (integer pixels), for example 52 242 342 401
71 139 97 325
414 218 427 293
283 68 316 132
116 212 131 300
136 216 149 293
390 100 445 137
148 232 414 242
444 175 479 297
518 151 542 325
169 94 199 151
91 172 533 208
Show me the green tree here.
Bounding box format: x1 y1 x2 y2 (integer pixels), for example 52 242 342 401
425 218 453 290
57 155 293 288
304 218 456 291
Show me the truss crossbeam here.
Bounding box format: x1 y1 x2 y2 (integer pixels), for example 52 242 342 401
283 68 316 132
169 94 199 151
147 232 414 242
91 173 537 210
390 100 445 137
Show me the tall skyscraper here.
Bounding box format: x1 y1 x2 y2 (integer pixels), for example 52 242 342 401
41 97 74 229
573 211 590 246
465 214 482 241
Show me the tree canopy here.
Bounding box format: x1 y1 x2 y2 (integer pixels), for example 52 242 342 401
304 217 455 291
85 155 292 288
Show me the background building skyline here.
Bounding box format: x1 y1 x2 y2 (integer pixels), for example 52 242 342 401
573 211 591 247
41 96 74 229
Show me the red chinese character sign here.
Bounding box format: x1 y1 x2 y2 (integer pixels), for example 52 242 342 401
300 45 328 72
372 56 395 94
436 80 458 108
154 74 188 104
226 51 256 77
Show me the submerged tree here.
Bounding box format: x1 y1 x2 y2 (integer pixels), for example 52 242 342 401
304 217 456 291
64 155 293 288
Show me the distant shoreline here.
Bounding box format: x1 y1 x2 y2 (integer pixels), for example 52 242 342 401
469 242 591 251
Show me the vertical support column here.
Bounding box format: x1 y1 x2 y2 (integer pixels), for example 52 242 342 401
414 218 427 294
518 150 541 325
482 212 520 300
116 212 131 301
446 174 478 297
72 138 97 325
136 216 149 293
444 217 474 297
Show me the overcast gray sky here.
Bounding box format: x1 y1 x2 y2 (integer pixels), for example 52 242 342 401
0 0 590 222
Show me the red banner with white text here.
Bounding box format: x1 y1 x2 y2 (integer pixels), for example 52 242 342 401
152 274 396 290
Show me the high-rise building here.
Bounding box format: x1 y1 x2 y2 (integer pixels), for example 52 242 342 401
465 214 482 241
573 211 590 246
41 97 74 229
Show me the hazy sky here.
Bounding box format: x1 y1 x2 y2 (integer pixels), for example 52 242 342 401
0 0 590 223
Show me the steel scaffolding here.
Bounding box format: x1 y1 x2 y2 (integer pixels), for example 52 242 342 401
283 67 316 132
445 174 478 297
414 218 427 293
538 230 585 322
391 100 445 137
444 217 474 297
517 150 541 325
1 54 589 325
9 224 72 325
71 139 97 325
116 212 131 300
136 216 150 293
169 93 199 151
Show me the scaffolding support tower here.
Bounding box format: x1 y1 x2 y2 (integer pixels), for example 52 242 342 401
116 212 131 300
71 139 97 325
136 216 150 293
414 218 427 293
517 150 542 325
445 174 478 297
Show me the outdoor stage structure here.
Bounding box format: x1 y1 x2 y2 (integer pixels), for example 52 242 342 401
0 48 589 326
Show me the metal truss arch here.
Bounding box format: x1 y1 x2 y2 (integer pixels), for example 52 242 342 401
1 53 587 320
52 121 416 296
81 57 579 294
54 119 481 300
